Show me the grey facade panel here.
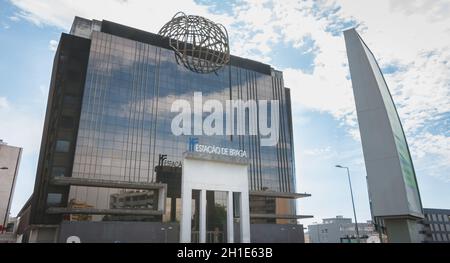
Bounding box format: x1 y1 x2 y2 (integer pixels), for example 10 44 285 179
58 221 304 243
58 221 180 243
30 33 91 224
344 28 423 219
250 224 304 243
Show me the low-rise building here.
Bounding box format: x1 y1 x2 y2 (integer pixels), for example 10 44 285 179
308 216 378 243
421 208 450 243
0 140 22 233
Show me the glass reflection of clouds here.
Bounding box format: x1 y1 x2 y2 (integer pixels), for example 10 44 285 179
69 31 295 218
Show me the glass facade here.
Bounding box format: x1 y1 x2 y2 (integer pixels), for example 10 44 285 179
47 193 63 205
55 140 71 153
64 30 296 221
31 18 299 225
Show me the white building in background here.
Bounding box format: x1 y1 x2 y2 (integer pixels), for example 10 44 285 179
308 216 378 243
0 140 22 234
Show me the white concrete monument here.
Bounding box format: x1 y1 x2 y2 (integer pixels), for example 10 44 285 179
344 28 424 243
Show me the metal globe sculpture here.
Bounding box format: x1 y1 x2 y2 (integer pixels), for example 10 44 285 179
158 12 230 74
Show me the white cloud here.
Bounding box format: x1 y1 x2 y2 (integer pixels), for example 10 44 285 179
0 97 10 109
39 85 49 98
15 10 43 26
329 0 450 181
410 133 450 164
303 146 332 157
8 0 450 183
0 99 44 156
389 0 450 21
233 1 450 182
9 16 20 22
49 39 58 51
235 0 450 181
10 0 227 32
410 132 450 183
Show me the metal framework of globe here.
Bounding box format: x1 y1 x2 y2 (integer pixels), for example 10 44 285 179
158 12 230 74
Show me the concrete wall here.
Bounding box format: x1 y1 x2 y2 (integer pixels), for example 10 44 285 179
385 218 423 243
58 221 180 243
57 221 303 243
250 224 304 243
29 226 58 243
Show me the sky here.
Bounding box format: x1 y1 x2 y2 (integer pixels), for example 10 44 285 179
0 0 449 228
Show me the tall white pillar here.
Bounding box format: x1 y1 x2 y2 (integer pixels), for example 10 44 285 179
158 187 166 212
199 189 207 243
227 191 234 243
180 188 192 243
240 191 251 243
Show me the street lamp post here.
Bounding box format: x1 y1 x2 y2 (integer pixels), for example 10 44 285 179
335 165 360 243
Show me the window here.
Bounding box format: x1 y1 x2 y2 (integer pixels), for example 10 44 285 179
47 193 62 205
63 95 79 106
55 140 70 152
51 167 66 177
60 116 74 129
233 192 241 218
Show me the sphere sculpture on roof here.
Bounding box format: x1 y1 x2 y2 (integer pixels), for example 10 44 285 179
158 12 230 74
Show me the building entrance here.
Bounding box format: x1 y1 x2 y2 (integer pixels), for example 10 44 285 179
180 151 250 243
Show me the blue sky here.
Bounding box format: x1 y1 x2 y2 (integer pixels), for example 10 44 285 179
1 0 449 228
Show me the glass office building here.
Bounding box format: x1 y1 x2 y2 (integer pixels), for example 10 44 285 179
29 17 309 236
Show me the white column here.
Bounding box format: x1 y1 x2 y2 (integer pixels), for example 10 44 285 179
199 189 207 243
240 190 251 243
158 187 166 212
180 188 192 243
227 191 234 243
